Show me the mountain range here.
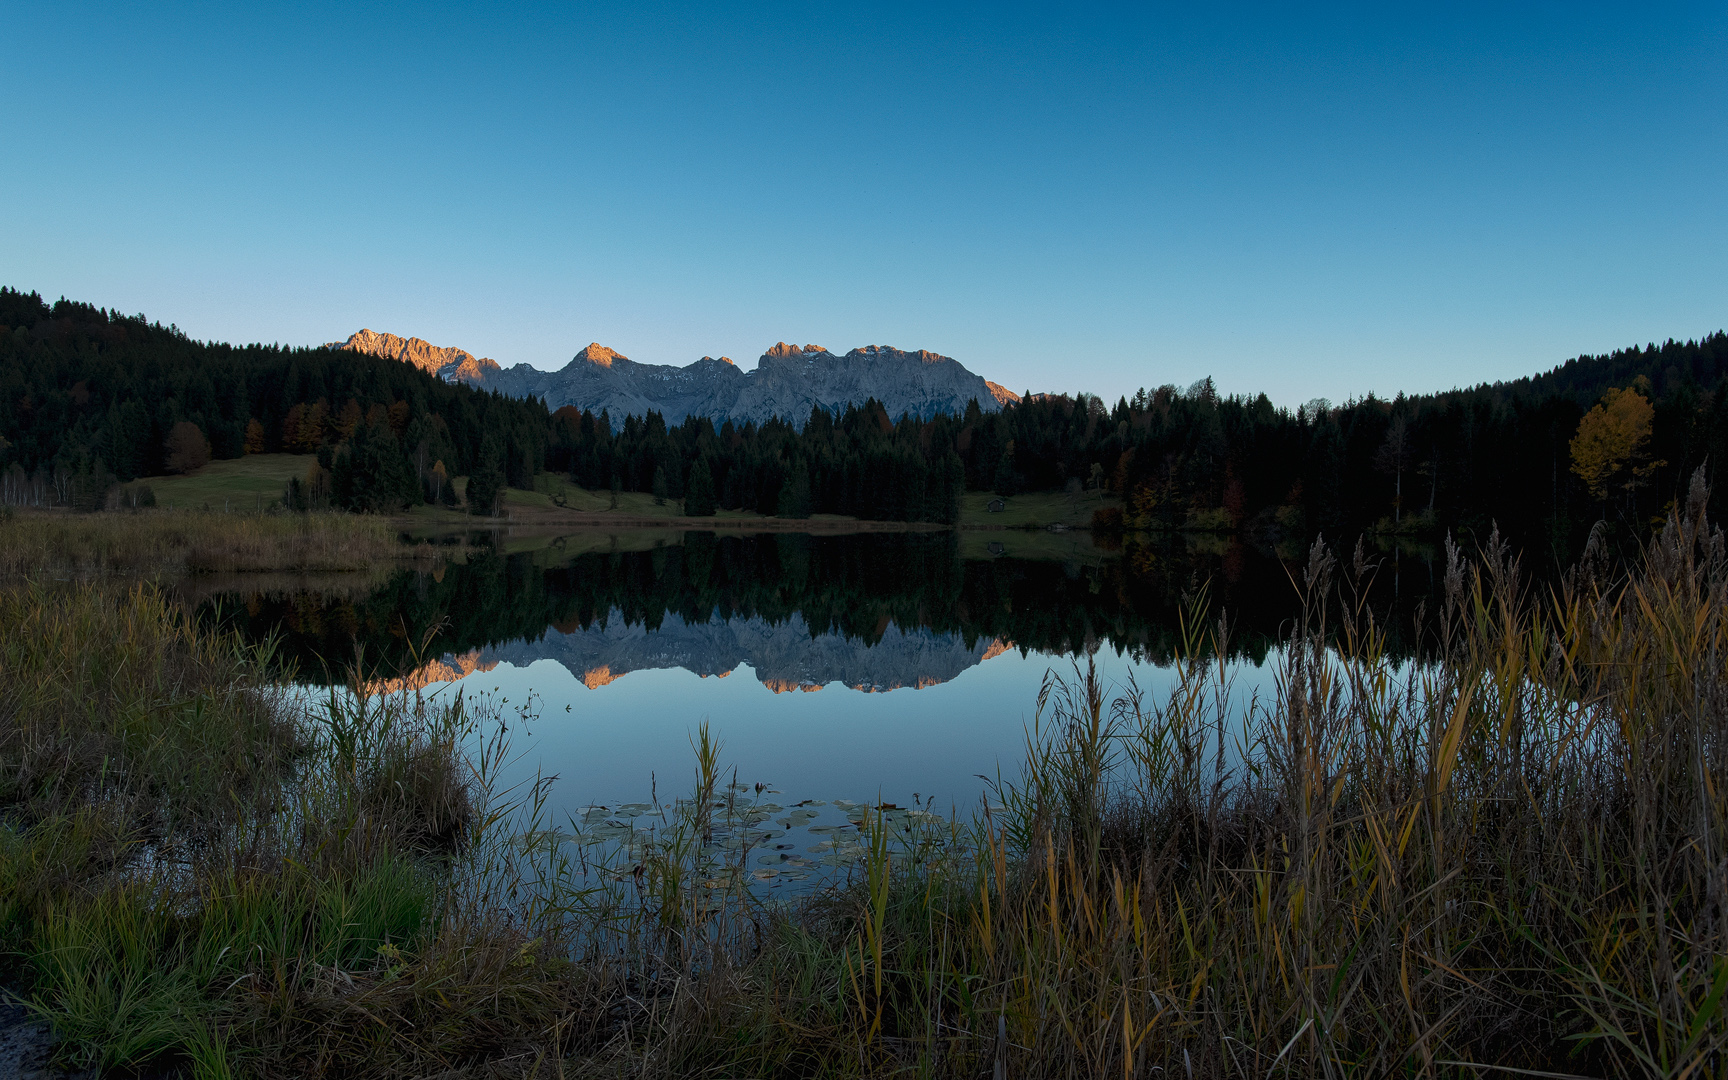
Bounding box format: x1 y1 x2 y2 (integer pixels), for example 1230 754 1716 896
327 331 1019 426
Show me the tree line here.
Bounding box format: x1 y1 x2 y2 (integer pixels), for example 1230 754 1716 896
959 334 1728 558
546 402 967 523
6 285 1726 555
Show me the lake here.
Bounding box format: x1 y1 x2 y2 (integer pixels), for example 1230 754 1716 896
193 528 1441 819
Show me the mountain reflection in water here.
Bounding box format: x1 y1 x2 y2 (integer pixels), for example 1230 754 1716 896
195 529 1440 692
486 613 1013 694
192 529 1442 804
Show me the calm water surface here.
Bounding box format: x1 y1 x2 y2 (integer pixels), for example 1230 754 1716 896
196 529 1438 814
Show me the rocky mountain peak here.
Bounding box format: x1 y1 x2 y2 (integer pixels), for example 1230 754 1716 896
764 342 831 359
574 343 627 368
326 329 499 386
844 345 952 366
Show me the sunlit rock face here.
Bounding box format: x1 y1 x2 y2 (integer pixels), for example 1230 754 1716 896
330 331 1019 428
447 612 1012 694
327 330 501 386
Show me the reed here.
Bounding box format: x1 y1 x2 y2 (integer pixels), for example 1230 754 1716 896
0 583 569 1077
3 470 1726 1077
543 469 1728 1078
0 508 428 576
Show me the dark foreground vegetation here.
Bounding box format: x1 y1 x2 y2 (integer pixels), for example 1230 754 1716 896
4 471 1727 1076
7 285 1728 543
0 509 422 577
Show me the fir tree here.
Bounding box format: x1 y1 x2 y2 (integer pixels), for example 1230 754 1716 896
685 457 717 516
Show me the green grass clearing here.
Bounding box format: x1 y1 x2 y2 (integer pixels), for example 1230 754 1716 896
138 454 313 510
958 490 1118 530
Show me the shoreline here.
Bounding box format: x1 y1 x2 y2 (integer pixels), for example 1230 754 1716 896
393 508 953 533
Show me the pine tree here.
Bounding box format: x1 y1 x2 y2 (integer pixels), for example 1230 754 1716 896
777 460 812 519
685 457 717 516
467 436 507 517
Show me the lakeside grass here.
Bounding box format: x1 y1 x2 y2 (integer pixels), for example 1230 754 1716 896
3 472 1727 1076
959 489 1119 529
0 509 426 576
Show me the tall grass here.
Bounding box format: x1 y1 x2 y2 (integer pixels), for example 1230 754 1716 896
0 508 428 576
3 471 1726 1077
0 583 570 1077
532 470 1728 1077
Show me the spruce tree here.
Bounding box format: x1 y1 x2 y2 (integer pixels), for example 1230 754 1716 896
777 460 812 519
685 457 717 516
467 435 507 517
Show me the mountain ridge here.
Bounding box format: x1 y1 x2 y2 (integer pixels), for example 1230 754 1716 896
325 329 501 386
328 331 1021 426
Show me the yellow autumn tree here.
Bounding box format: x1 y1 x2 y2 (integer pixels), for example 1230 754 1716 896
1569 386 1662 502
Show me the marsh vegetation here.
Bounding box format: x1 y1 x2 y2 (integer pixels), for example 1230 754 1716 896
0 509 436 577
3 473 1726 1076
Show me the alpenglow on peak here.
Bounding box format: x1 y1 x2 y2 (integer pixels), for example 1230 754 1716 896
330 332 1021 426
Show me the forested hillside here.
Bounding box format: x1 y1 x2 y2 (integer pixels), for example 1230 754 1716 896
5 285 1725 551
0 289 549 511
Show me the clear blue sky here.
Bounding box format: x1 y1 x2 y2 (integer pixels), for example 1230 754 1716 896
3 2 1722 405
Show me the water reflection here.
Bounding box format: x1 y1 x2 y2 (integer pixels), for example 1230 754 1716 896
196 530 1440 686
192 529 1441 807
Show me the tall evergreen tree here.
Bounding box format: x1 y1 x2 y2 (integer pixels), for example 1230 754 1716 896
685 457 717 516
466 435 507 517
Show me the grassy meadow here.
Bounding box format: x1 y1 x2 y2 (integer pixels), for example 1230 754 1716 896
138 453 314 510
959 489 1120 530
2 473 1726 1077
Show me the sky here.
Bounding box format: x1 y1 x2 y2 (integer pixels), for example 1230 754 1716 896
2 2 1723 406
